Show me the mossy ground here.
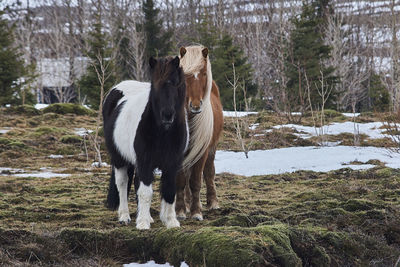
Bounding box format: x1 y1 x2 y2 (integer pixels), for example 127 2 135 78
0 108 399 266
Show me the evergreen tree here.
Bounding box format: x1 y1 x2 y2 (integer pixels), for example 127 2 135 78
141 0 173 60
361 73 390 112
115 21 134 81
191 11 218 52
213 33 257 110
0 8 26 106
285 0 337 112
79 9 116 110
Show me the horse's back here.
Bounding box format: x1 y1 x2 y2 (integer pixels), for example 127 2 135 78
103 80 151 165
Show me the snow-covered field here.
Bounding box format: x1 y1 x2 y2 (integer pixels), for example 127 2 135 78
270 121 389 139
124 261 188 267
215 146 400 176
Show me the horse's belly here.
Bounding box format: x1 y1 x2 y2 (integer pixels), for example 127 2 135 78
113 81 150 164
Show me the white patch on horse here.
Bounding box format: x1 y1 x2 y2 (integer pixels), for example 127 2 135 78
115 166 131 224
193 71 199 80
113 81 151 164
136 181 153 230
184 110 190 153
160 198 180 228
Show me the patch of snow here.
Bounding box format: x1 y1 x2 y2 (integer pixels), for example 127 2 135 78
13 172 70 178
48 154 64 159
223 111 258 117
342 113 361 117
124 261 189 267
272 121 390 139
35 104 49 110
0 128 11 134
74 128 93 136
92 162 109 168
215 146 400 176
249 123 259 130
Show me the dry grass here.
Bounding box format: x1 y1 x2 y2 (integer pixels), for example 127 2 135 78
1 108 400 266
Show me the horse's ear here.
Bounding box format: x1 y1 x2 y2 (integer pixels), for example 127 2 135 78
149 56 157 69
202 47 208 58
180 47 187 58
170 56 180 69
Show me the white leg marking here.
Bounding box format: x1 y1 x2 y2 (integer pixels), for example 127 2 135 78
136 181 153 230
160 199 180 228
115 167 131 224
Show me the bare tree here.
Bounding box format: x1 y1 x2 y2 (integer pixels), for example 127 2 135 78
229 62 254 158
324 12 369 113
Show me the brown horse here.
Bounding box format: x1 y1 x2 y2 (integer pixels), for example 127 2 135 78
176 45 223 220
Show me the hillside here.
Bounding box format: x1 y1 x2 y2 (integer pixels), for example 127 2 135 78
0 106 400 266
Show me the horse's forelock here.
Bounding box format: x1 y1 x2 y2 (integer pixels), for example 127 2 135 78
179 46 207 75
152 57 184 89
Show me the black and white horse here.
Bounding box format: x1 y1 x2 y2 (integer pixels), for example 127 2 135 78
102 56 188 230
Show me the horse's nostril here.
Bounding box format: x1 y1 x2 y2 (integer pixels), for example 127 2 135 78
189 102 193 108
200 100 203 106
162 110 175 122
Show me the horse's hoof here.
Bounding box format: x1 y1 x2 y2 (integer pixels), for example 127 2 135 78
176 213 186 221
208 202 220 210
118 213 131 225
164 218 180 228
136 219 151 230
192 213 203 221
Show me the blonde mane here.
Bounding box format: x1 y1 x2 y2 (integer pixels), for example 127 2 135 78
180 45 214 169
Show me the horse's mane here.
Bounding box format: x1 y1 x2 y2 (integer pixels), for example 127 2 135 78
180 45 214 169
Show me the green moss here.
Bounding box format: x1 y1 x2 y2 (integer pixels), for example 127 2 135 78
375 167 394 177
0 137 11 145
42 103 96 116
41 112 59 120
341 199 376 212
34 126 62 135
7 105 41 116
8 141 26 148
60 135 83 144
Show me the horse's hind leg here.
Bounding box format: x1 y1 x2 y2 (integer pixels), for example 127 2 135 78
203 147 219 209
115 166 131 224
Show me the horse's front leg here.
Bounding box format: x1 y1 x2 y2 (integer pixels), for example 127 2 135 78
175 170 187 220
135 166 154 230
115 166 131 224
160 167 180 228
189 153 208 221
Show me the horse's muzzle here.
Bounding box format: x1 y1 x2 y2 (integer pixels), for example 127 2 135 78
161 119 174 130
189 100 203 114
190 108 202 114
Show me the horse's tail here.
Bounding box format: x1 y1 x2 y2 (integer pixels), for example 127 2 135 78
106 166 119 210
